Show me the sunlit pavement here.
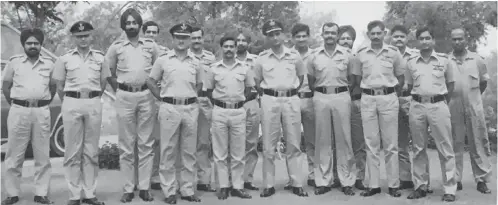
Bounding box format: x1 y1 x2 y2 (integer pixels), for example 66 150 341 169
1 148 496 205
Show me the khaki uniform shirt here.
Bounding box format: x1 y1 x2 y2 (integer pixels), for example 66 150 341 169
191 49 216 91
149 50 203 98
292 47 315 93
401 47 419 90
2 54 54 100
52 49 110 92
237 52 258 93
307 45 355 88
252 46 307 90
205 60 255 103
406 52 456 96
449 50 489 99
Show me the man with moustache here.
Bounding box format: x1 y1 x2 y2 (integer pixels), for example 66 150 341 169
448 27 492 194
2 28 56 205
190 27 217 193
52 21 108 205
352 20 404 197
405 27 457 202
105 8 159 203
205 36 255 200
146 23 203 204
337 25 367 191
235 31 261 191
307 22 356 196
253 19 308 197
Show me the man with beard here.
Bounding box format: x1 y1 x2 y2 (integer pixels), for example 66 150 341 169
190 27 217 193
205 36 255 200
307 22 356 196
389 25 433 193
405 27 457 202
253 19 308 198
283 23 316 190
105 8 159 203
337 25 367 191
52 21 108 205
146 23 203 204
352 20 404 197
235 31 261 191
2 28 56 205
448 27 492 194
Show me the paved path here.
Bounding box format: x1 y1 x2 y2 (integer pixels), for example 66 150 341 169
1 150 496 205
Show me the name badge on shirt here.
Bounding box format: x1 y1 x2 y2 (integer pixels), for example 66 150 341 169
433 64 444 71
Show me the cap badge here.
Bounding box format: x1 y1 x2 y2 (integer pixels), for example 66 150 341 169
181 24 187 30
78 23 84 31
269 20 275 26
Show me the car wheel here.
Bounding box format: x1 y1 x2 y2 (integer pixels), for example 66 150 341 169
50 123 65 157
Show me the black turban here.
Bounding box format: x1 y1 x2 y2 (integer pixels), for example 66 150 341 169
120 8 143 30
20 28 44 45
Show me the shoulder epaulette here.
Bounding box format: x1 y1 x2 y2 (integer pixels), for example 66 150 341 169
435 52 448 58
408 54 419 62
202 50 214 56
356 46 368 53
247 53 257 59
142 38 154 43
91 49 104 56
387 45 399 52
40 55 54 61
259 49 270 57
112 40 124 45
9 54 24 61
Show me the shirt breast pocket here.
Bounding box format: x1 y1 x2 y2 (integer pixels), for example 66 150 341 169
214 74 226 88
432 70 445 86
142 51 153 66
187 67 197 84
412 72 421 87
37 68 51 85
469 72 480 89
88 62 102 81
334 59 348 76
284 63 296 77
65 63 79 82
116 49 127 71
380 59 393 74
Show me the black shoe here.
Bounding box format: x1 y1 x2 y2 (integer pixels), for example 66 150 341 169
354 180 366 190
151 183 162 190
314 186 331 195
134 185 138 191
81 198 104 205
407 188 427 199
67 200 80 205
138 190 154 202
283 184 293 190
180 195 201 202
457 182 463 191
2 197 19 205
330 179 341 188
388 187 401 197
260 187 276 197
291 187 308 197
342 186 355 196
427 184 434 194
231 189 252 199
244 182 259 191
120 193 134 203
307 179 316 187
217 188 230 200
442 194 456 202
360 187 381 197
399 180 415 190
164 196 177 204
197 184 216 192
477 182 491 194
34 196 54 204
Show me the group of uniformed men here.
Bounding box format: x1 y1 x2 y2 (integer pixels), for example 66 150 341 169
2 7 493 205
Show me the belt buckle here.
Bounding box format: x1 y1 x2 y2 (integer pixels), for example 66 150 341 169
421 96 431 103
276 90 287 97
373 88 384 95
80 89 91 98
132 86 141 92
28 99 38 107
226 103 235 109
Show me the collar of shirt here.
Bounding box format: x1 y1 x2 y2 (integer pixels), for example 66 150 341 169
165 49 196 60
236 52 255 61
68 48 98 58
415 51 441 63
402 47 418 58
266 45 294 59
364 43 393 54
122 38 146 46
449 49 477 61
18 54 50 65
315 45 347 58
214 59 244 70
291 46 314 59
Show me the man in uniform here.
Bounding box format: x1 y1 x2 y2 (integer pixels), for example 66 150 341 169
2 28 56 205
143 21 169 54
389 25 433 192
235 31 261 191
52 21 108 205
448 27 492 194
351 20 403 197
405 27 457 202
146 23 203 204
253 19 308 197
307 22 356 196
285 23 316 189
105 8 158 203
205 36 254 200
337 25 366 190
190 27 217 193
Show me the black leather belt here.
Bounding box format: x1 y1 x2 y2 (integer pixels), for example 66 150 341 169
263 89 297 97
400 90 411 97
162 97 197 105
412 94 446 103
198 90 208 97
12 99 51 107
245 92 258 102
118 83 148 92
362 87 396 96
298 92 313 98
65 91 101 99
351 94 362 101
315 86 348 94
213 99 245 109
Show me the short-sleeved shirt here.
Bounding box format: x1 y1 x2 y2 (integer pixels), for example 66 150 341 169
307 46 355 88
191 49 216 91
401 47 419 90
2 54 54 100
406 52 456 96
52 49 110 92
292 47 315 92
449 50 490 98
353 44 406 89
205 60 255 103
105 38 159 86
237 52 258 93
149 50 203 98
252 46 307 90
